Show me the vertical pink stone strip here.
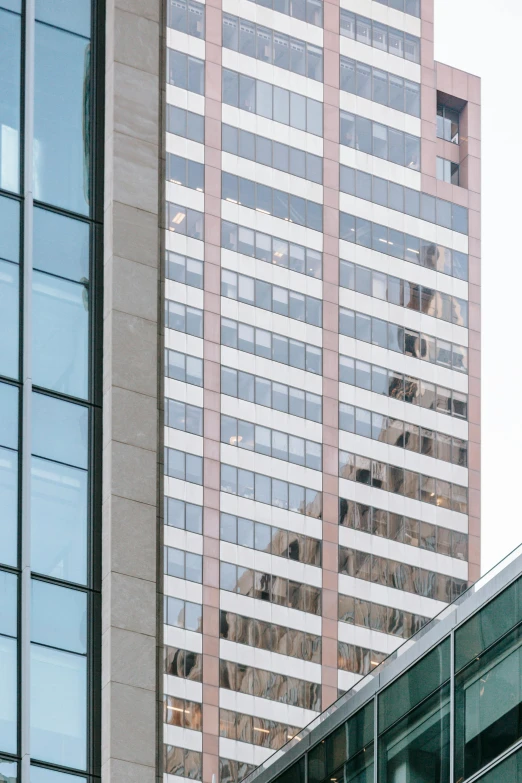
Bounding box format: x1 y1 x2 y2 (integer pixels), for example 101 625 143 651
462 83 481 583
421 0 481 581
203 3 222 779
321 0 340 710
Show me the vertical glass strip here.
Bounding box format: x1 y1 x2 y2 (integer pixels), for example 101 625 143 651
0 195 21 380
33 0 92 215
17 0 100 778
30 579 87 769
0 0 21 193
0 570 17 755
0 381 18 567
21 0 36 777
32 209 90 400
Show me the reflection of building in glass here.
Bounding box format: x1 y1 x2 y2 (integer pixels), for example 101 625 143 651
160 0 481 773
243 551 522 783
0 0 481 779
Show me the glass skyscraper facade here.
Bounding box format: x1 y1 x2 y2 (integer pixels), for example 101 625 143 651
0 0 102 780
0 0 481 782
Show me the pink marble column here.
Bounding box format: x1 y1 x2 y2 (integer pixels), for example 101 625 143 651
321 0 340 709
202 3 223 778
421 0 481 581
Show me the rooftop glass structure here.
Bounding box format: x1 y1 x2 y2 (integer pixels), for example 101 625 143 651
244 545 522 783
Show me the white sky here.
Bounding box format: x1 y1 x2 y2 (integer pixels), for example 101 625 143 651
434 0 522 573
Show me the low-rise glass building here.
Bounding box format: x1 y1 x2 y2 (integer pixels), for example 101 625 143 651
243 546 522 783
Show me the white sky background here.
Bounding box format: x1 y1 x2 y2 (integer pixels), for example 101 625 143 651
434 0 522 573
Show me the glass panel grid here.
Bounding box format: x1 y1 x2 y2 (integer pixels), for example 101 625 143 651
4 0 100 777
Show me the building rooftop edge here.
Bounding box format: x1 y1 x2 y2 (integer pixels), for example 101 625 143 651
434 60 482 82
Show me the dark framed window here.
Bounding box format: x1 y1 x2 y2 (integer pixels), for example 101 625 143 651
437 104 459 144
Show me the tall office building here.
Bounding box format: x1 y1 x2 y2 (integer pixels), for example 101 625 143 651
0 0 480 782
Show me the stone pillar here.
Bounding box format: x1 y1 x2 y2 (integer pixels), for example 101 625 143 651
201 0 223 776
321 0 340 710
102 0 162 779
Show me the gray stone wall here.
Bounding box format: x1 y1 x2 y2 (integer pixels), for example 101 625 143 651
102 0 162 780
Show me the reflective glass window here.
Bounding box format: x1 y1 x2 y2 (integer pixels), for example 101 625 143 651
166 498 202 534
378 640 450 783
32 393 88 469
341 210 467 283
0 195 20 263
33 271 89 399
31 580 87 654
379 683 450 782
453 204 468 234
0 4 21 193
437 104 460 144
0 571 16 638
0 382 17 451
0 440 17 567
0 761 17 782
31 767 87 783
223 69 322 135
34 208 89 281
34 18 91 214
0 573 16 755
0 2 21 12
474 746 522 782
455 580 522 783
30 410 88 582
320 701 374 782
188 55 204 93
35 0 90 36
455 616 522 779
0 634 16 754
30 645 87 769
0 258 19 379
379 639 450 733
455 577 522 671
222 68 238 105
341 7 420 53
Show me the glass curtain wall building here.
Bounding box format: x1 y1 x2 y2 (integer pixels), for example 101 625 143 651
0 0 481 782
242 546 522 783
0 0 102 781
